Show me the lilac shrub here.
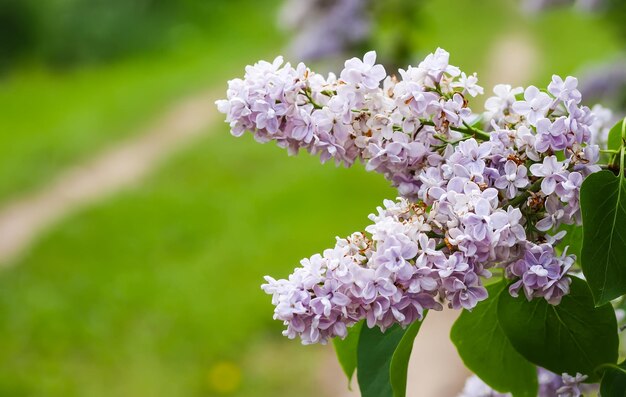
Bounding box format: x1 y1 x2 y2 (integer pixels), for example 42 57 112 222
217 48 621 394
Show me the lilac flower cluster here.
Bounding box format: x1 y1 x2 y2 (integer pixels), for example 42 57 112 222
263 198 492 344
459 369 596 397
216 48 484 196
218 49 602 343
507 243 574 305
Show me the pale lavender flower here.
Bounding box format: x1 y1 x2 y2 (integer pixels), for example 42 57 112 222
529 156 567 195
444 272 488 310
251 100 282 134
453 72 484 97
418 47 461 86
508 244 573 304
440 93 472 127
495 160 529 199
555 172 583 203
512 86 552 125
534 117 570 152
548 75 582 104
536 196 565 231
556 373 587 397
485 84 524 123
340 51 386 90
433 252 470 278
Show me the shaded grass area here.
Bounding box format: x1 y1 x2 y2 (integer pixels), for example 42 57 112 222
0 0 282 202
0 126 394 396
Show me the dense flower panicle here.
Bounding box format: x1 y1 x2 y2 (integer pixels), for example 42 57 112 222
459 369 595 397
219 49 604 343
216 48 480 179
263 200 440 344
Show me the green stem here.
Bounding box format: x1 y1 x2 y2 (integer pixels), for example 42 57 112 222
420 120 491 141
596 363 626 376
508 179 543 207
302 89 322 110
619 117 626 178
426 231 445 239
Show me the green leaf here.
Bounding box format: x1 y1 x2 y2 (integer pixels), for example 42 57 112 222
580 169 626 306
607 120 625 152
357 315 426 397
557 223 582 258
333 321 363 388
600 361 626 397
389 313 427 397
497 277 618 382
451 283 537 397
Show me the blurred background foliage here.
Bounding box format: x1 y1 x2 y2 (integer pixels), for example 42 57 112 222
0 0 625 396
0 0 223 70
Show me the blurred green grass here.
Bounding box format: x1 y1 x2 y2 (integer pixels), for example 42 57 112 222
0 127 394 396
0 0 281 202
0 0 623 396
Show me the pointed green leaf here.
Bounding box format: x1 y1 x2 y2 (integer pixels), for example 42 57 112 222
451 283 537 397
333 321 363 388
600 361 626 397
580 169 626 305
357 315 426 397
607 120 625 152
390 313 427 397
497 277 618 382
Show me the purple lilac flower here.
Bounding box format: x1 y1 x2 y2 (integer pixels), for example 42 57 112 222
453 72 484 97
512 86 553 126
529 156 567 195
485 84 524 125
495 160 529 199
218 51 605 343
508 244 573 305
548 75 582 103
340 51 387 90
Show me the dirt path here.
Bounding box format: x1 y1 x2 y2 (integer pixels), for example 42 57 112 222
0 89 219 265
